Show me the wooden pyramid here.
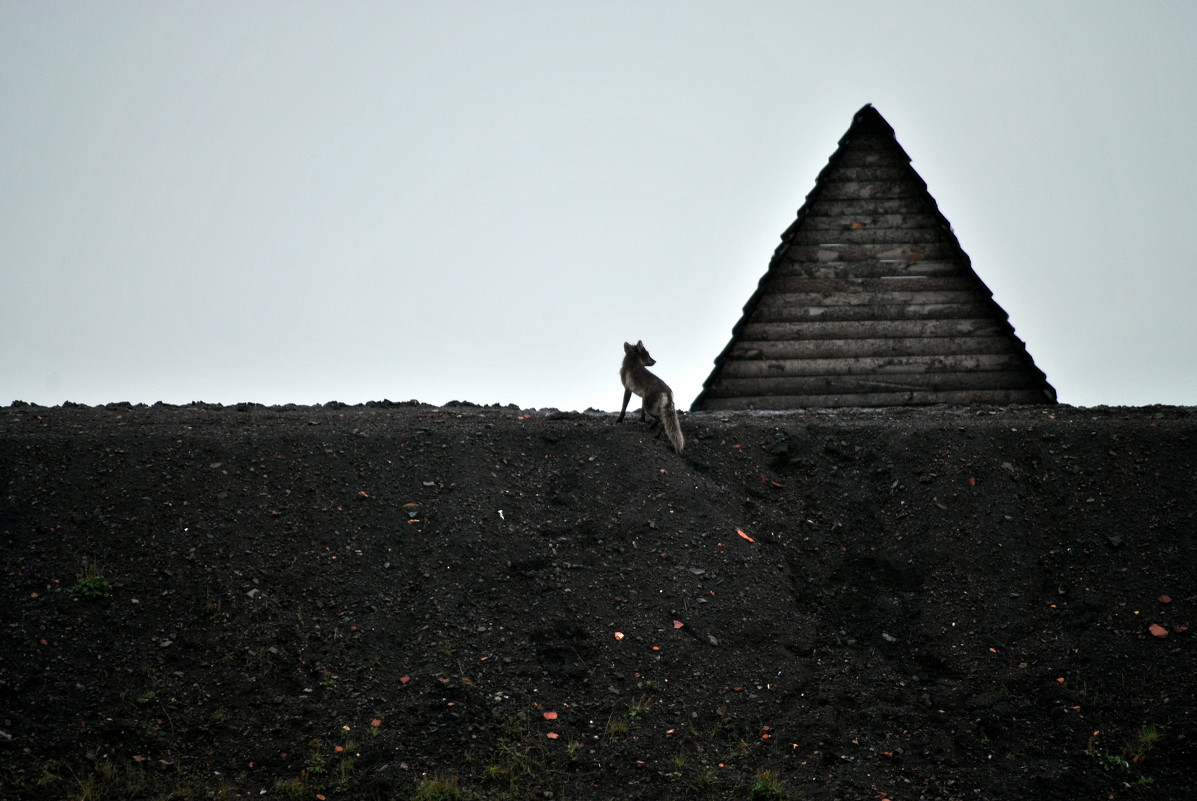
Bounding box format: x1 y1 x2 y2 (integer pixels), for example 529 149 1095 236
692 104 1056 410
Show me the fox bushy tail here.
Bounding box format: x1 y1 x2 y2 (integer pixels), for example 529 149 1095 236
658 396 685 454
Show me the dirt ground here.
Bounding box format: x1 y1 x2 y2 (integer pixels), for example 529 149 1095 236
2 400 1194 800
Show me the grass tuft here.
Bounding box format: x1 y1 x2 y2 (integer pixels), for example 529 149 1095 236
412 775 462 801
68 557 112 601
749 769 790 801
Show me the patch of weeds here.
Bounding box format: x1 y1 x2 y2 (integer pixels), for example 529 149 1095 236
336 758 355 786
241 650 284 687
1070 670 1107 703
628 693 653 720
1125 724 1162 763
661 750 689 781
26 758 64 789
1085 726 1163 787
749 769 791 801
69 575 112 601
691 765 717 791
602 695 649 741
304 738 329 777
291 730 360 797
604 711 630 739
484 734 538 795
335 725 360 785
39 757 204 801
968 715 997 746
1087 749 1131 773
412 775 462 801
244 589 282 621
203 597 230 622
68 557 111 601
722 738 752 762
275 777 308 800
480 711 558 800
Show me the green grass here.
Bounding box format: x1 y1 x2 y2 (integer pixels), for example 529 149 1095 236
1084 724 1164 790
411 775 462 801
604 711 630 738
628 693 653 720
274 777 308 800
304 738 328 776
749 769 790 801
1127 724 1162 761
20 757 210 801
476 710 566 800
68 557 111 601
692 765 717 790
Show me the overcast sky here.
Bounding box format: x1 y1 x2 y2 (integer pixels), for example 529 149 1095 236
3 2 1195 410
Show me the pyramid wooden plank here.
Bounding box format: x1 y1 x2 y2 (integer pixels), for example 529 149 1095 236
692 105 1055 410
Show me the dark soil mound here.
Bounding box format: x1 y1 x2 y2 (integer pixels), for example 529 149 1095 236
2 401 1194 800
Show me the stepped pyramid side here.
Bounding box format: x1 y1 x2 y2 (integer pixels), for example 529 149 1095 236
692 105 1056 410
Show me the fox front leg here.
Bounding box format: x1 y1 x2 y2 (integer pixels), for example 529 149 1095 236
617 388 632 423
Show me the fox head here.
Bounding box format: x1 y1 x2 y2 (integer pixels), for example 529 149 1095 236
624 340 656 367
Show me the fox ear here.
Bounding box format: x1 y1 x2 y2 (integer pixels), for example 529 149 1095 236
636 340 645 348
624 341 633 352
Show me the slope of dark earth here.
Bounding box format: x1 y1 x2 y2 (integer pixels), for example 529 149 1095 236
1 401 1195 801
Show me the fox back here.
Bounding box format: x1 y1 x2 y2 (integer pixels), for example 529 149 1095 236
621 341 669 397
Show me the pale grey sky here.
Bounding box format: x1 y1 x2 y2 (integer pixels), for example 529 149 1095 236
3 1 1195 409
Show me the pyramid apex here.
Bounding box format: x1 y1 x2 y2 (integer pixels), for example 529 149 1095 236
849 103 894 136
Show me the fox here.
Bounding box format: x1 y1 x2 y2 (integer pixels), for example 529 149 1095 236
617 340 685 454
